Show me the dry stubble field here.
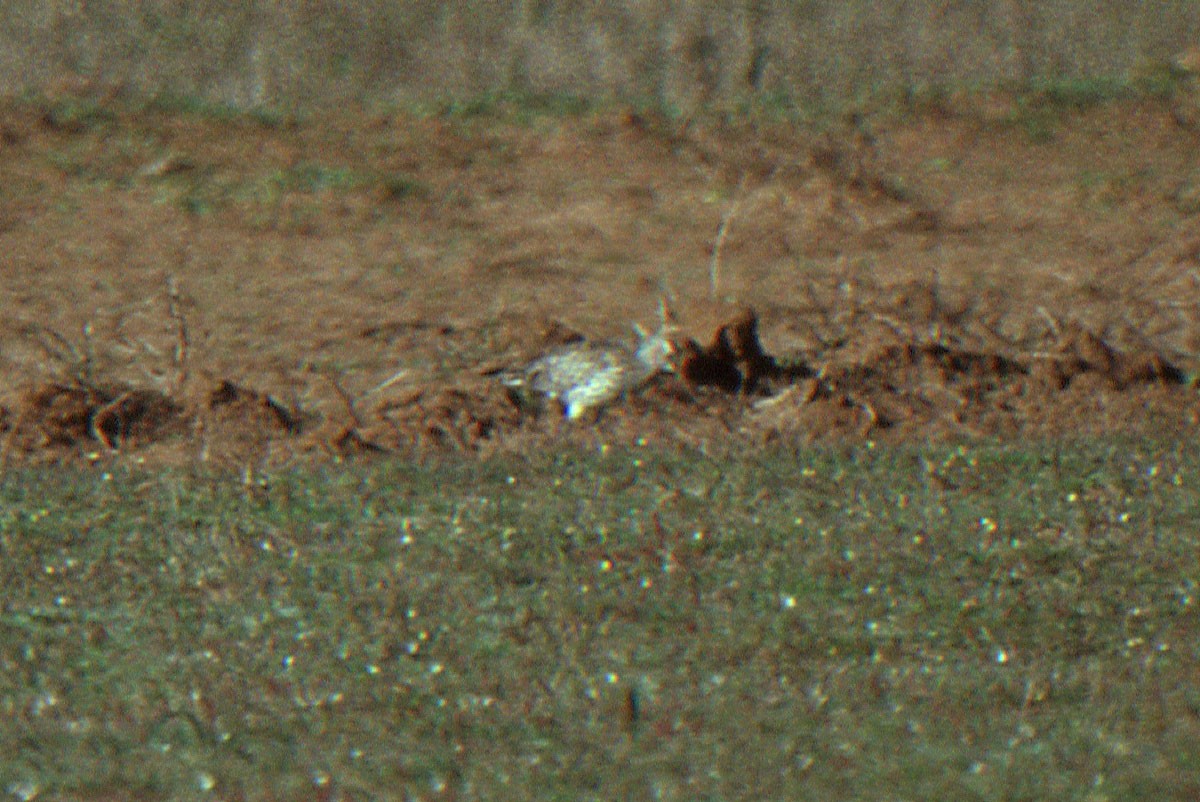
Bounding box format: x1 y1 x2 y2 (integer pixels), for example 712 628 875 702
2 88 1200 466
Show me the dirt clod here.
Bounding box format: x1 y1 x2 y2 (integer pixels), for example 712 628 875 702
13 383 182 451
91 389 182 449
208 380 302 434
678 308 796 394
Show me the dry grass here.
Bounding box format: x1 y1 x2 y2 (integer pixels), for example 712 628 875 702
0 2 1198 112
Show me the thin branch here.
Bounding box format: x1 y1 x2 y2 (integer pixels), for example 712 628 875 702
325 373 367 431
165 274 190 395
1036 306 1063 343
364 368 411 399
709 174 747 301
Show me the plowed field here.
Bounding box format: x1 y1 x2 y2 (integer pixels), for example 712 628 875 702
3 91 1200 466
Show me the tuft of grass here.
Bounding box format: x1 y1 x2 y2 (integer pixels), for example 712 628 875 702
39 97 119 134
168 162 373 224
1027 76 1133 110
434 89 596 124
2 437 1200 799
273 163 363 194
990 76 1144 143
381 173 431 203
145 92 246 122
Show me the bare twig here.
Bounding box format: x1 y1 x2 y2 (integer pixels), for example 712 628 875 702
28 324 94 387
869 312 912 343
91 390 134 450
80 322 97 385
799 280 847 351
1036 306 1063 342
852 395 879 437
364 368 411 398
709 174 747 301
165 274 190 395
29 325 77 365
326 373 367 431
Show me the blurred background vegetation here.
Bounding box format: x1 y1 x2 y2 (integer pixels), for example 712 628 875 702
0 1 1197 113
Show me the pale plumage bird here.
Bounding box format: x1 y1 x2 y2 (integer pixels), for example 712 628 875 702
501 304 678 420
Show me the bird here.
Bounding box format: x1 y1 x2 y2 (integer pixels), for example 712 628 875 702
501 303 678 421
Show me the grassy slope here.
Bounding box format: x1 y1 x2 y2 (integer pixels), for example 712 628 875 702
2 438 1199 800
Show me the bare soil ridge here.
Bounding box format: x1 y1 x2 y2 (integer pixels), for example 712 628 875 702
2 92 1200 464
2 310 1194 463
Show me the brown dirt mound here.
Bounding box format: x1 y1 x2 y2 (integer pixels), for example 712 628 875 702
1032 326 1188 391
10 383 183 452
3 379 304 461
3 98 1200 464
2 312 1193 462
360 311 1196 453
746 324 1195 442
192 380 308 466
677 307 798 394
207 380 302 434
374 384 525 453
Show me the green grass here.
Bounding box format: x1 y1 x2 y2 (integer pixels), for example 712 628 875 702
2 437 1200 800
164 161 388 226
429 89 596 123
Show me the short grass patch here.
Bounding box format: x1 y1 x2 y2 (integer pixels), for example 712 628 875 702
2 437 1199 800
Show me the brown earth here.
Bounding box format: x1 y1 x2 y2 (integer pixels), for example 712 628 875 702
2 90 1200 468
